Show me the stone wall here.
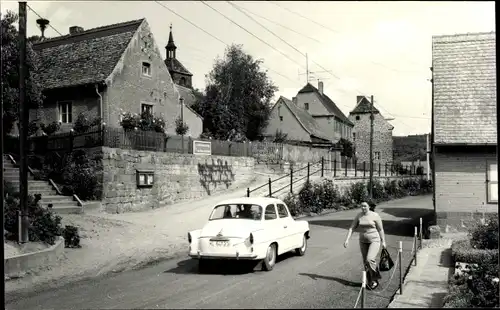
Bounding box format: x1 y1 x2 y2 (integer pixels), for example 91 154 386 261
99 147 255 213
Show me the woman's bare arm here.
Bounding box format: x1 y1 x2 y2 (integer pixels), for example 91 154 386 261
345 213 360 242
374 214 386 247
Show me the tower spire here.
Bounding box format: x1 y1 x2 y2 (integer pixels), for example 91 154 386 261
166 23 177 59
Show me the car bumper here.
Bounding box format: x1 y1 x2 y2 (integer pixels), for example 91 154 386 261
189 252 258 260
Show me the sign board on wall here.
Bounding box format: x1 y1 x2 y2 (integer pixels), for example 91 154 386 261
193 140 212 155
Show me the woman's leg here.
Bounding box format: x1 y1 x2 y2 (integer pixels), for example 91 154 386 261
366 241 382 284
359 242 371 283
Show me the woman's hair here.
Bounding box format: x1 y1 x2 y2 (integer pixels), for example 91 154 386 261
368 201 377 211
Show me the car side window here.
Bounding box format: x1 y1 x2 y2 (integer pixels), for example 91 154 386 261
277 204 289 218
264 204 277 220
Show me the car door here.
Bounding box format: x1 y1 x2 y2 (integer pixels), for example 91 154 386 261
263 204 286 254
277 203 295 251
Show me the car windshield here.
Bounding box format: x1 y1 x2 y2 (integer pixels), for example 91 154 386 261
209 204 263 221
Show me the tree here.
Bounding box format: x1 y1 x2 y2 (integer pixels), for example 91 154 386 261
192 44 278 141
338 138 354 158
1 10 43 135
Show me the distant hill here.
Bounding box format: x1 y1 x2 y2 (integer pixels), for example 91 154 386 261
393 134 428 162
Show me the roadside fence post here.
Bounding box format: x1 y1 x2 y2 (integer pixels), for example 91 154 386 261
268 178 272 197
414 227 418 266
419 218 423 249
321 157 324 177
290 166 293 193
247 187 250 197
354 159 358 177
363 161 366 178
344 158 348 176
333 159 337 177
399 241 403 295
385 163 388 176
69 129 74 152
307 162 310 183
361 270 366 308
17 210 22 244
378 162 381 176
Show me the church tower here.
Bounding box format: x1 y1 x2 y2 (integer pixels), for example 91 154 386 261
164 24 193 89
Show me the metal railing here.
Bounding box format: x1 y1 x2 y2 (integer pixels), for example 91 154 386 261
247 160 323 198
325 158 423 178
353 218 425 308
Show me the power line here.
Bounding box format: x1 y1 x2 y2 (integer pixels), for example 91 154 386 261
234 4 322 44
200 1 305 69
26 4 63 36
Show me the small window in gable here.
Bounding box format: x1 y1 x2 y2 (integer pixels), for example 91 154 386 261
142 62 152 76
356 115 360 120
141 103 153 114
304 102 309 110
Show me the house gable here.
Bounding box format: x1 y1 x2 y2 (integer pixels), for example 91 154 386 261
265 97 312 142
432 31 496 145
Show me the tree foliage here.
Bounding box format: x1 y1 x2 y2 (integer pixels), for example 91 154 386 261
338 138 354 158
393 134 428 162
192 44 278 141
1 10 44 135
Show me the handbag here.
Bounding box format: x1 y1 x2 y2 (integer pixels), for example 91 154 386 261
379 248 394 272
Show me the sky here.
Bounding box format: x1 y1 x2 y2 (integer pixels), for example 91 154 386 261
0 1 495 136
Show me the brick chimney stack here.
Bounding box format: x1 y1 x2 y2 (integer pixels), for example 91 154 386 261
69 26 84 35
318 80 324 95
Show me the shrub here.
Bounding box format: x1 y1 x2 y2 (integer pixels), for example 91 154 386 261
346 181 367 204
297 181 317 214
469 215 498 250
283 193 300 217
62 150 103 200
370 179 388 202
62 225 81 248
73 112 102 134
40 121 61 135
317 179 340 209
175 117 189 135
451 239 498 265
120 111 166 133
4 193 62 245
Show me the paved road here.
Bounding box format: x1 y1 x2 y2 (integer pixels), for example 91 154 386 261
6 195 432 310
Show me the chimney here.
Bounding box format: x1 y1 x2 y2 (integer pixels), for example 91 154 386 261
36 18 50 39
69 26 84 35
318 80 324 95
292 97 297 105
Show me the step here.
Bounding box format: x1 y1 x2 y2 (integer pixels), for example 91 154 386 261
48 206 83 214
40 195 76 202
42 199 79 207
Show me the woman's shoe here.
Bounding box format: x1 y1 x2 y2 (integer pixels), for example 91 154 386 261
368 281 379 290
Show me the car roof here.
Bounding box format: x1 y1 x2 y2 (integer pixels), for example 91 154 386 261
214 196 284 207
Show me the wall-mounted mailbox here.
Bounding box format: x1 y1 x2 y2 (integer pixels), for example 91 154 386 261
136 170 154 188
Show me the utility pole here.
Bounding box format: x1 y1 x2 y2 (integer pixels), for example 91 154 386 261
369 95 374 199
18 1 29 243
426 133 430 180
306 53 309 83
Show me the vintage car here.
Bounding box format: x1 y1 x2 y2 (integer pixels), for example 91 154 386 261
188 197 310 272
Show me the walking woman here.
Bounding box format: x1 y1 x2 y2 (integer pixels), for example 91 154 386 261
343 201 386 290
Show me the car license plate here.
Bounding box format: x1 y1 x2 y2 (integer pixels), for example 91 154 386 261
211 241 230 247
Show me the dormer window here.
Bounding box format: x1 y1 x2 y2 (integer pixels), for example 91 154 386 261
355 115 360 120
142 62 151 76
304 103 309 110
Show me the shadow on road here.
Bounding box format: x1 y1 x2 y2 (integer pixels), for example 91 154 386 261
378 207 432 218
299 273 361 287
309 212 433 238
164 252 298 275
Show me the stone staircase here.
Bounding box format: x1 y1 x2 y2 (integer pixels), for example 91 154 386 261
3 155 83 214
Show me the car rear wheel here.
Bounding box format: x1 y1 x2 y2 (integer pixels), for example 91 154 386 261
262 243 277 271
295 234 307 256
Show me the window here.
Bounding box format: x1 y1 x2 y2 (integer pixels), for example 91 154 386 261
136 170 154 188
487 161 498 204
209 204 263 220
179 77 186 86
353 132 356 141
304 103 309 110
58 101 72 123
280 116 283 121
264 204 277 220
277 204 289 218
142 62 151 76
374 151 381 160
356 115 360 120
141 103 153 114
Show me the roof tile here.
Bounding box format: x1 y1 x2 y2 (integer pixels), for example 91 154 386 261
432 32 496 144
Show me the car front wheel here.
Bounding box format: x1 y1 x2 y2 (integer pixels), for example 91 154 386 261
262 243 277 271
295 234 307 256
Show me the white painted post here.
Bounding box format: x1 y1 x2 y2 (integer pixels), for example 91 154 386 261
361 270 366 308
399 241 403 295
414 226 418 266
